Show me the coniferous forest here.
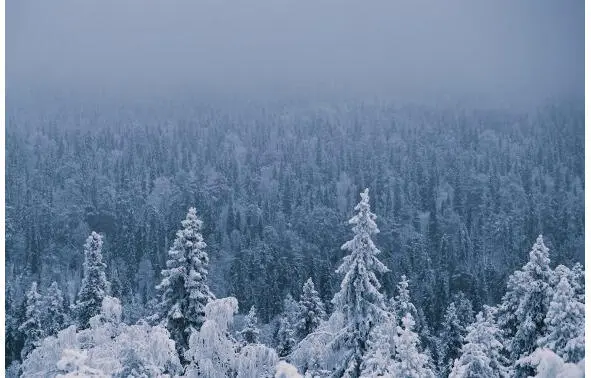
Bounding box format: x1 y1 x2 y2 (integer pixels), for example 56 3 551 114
5 95 585 377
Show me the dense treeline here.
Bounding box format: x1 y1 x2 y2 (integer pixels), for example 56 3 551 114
5 96 584 367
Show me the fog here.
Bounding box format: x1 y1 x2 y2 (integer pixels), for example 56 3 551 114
7 0 584 107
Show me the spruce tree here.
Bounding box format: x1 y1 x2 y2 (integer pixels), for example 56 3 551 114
296 278 326 339
155 207 214 357
360 309 397 377
18 282 44 359
450 306 508 378
239 306 260 345
393 314 435 378
438 302 466 377
538 276 584 363
496 235 553 377
331 188 389 377
74 232 110 329
43 281 67 337
276 294 298 357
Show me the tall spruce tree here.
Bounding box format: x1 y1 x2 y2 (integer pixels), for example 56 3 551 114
438 302 466 377
538 276 584 363
296 278 326 340
331 188 389 377
156 207 214 358
74 232 110 329
496 235 553 377
43 281 67 337
393 314 435 378
18 282 44 359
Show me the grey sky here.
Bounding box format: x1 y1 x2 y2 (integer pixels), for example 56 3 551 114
7 0 584 106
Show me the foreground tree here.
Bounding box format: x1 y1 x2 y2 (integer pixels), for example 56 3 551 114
393 314 434 378
73 232 110 329
496 235 553 377
239 306 261 345
438 302 466 377
450 306 509 378
19 282 44 359
537 276 585 363
331 188 389 377
296 279 326 340
44 281 67 337
155 208 214 358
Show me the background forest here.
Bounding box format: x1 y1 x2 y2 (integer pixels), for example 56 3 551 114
5 95 584 374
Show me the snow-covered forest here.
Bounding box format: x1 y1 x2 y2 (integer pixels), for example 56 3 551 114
5 97 585 377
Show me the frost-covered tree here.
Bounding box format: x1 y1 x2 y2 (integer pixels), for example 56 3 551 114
185 297 240 378
360 311 397 377
19 282 44 359
74 232 110 329
393 275 417 325
43 281 67 337
276 294 299 356
537 276 584 363
438 302 466 377
496 235 553 376
296 279 326 339
331 188 389 377
240 306 261 345
516 348 585 378
22 296 181 377
450 306 509 378
155 207 214 357
393 314 434 378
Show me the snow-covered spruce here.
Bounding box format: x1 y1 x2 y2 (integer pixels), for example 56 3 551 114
330 188 389 377
155 207 215 358
296 278 326 340
239 305 261 345
19 282 44 359
73 232 110 329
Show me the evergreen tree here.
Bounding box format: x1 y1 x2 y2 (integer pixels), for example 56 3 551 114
155 207 214 358
393 275 418 325
450 306 509 378
496 235 553 377
331 188 389 377
393 314 434 378
43 281 67 337
360 310 397 377
438 302 466 377
296 278 326 339
538 276 584 363
73 232 110 329
18 282 44 359
239 306 260 345
276 315 297 357
276 294 299 357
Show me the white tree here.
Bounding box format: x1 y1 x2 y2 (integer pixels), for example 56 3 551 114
516 348 584 378
22 296 181 378
438 302 465 377
360 310 397 377
331 188 389 377
236 344 279 378
277 315 297 357
156 207 214 358
450 306 509 378
296 279 326 340
74 232 110 329
185 297 240 378
19 281 44 359
496 235 553 377
393 314 434 378
239 306 261 345
44 281 67 337
538 276 584 363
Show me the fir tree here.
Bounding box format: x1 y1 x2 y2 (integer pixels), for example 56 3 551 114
296 278 326 339
331 188 389 377
496 235 553 377
43 281 67 337
438 302 466 377
240 306 261 345
538 276 584 363
276 294 299 357
393 314 435 378
18 282 44 359
155 207 214 358
360 310 397 377
73 232 110 329
450 306 509 378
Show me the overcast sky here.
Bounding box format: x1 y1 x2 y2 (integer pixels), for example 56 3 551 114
6 0 584 107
